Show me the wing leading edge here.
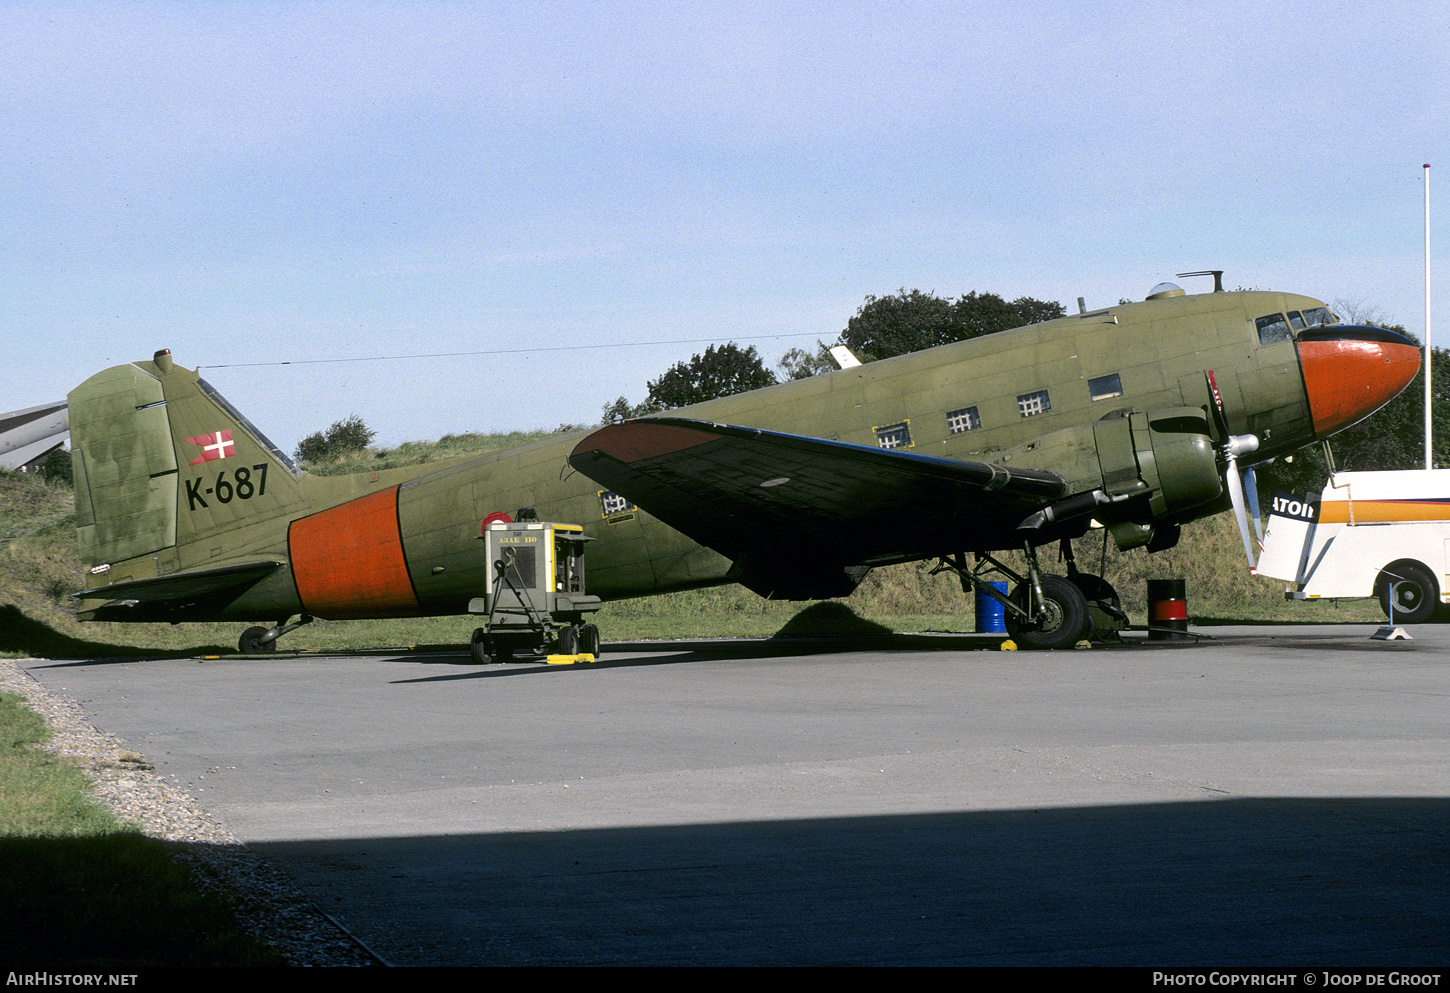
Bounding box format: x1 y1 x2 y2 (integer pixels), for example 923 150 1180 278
568 418 1067 598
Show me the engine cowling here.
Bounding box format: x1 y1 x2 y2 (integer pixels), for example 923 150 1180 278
998 407 1223 549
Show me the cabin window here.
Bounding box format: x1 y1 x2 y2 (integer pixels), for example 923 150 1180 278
946 406 980 433
874 421 913 449
1017 390 1051 418
1255 313 1292 346
1088 373 1123 401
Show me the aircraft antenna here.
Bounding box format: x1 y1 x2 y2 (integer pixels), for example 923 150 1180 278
1176 270 1225 293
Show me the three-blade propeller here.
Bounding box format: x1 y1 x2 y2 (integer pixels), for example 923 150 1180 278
1206 371 1262 571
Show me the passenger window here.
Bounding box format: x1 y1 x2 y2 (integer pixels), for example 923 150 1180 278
1088 373 1123 401
946 407 980 433
1255 313 1292 346
875 421 913 449
1017 390 1051 417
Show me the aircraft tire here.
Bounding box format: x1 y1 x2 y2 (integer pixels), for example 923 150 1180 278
557 624 578 656
579 623 601 659
1375 560 1439 625
1006 575 1090 650
1068 574 1125 641
238 626 271 654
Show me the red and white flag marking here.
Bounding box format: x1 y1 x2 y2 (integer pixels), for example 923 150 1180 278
186 429 235 465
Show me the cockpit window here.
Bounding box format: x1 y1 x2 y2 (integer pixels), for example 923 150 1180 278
1255 313 1292 346
1300 306 1335 328
1288 311 1306 331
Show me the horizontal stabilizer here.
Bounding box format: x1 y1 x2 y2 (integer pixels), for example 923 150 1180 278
75 560 283 604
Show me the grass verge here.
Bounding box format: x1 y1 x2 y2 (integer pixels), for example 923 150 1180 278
0 690 284 966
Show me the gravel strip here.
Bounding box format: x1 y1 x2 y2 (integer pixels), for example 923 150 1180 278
1 657 383 967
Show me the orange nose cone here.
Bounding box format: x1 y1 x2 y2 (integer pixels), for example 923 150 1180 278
1298 326 1422 437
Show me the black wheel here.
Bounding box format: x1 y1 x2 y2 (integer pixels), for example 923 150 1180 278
238 626 271 654
556 624 578 656
578 623 601 659
1005 575 1091 650
1376 561 1438 624
1068 573 1126 641
469 627 493 664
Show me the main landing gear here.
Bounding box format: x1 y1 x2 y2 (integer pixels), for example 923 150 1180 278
933 539 1126 650
237 615 313 654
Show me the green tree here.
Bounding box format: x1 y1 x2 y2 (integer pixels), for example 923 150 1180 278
841 288 1065 361
644 342 777 410
601 395 661 424
776 340 838 380
294 414 376 464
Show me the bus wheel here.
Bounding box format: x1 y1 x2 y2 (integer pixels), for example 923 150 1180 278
1376 561 1439 625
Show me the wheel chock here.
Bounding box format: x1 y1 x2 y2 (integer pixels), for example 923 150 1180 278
546 653 597 665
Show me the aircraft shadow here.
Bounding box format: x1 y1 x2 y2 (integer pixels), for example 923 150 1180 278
247 796 1450 966
384 633 1011 682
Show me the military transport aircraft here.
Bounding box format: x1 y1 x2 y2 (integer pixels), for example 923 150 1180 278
67 278 1421 651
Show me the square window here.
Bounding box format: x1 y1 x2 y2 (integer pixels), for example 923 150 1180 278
947 406 980 433
1088 373 1122 401
874 421 912 449
1017 390 1051 418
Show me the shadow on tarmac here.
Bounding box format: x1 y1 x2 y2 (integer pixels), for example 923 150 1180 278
251 796 1450 966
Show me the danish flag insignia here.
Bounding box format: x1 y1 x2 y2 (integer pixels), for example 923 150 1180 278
186 430 236 465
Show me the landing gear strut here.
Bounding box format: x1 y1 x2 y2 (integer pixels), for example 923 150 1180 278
237 615 313 654
933 540 1113 650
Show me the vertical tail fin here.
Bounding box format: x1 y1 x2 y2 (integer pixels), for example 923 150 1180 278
68 349 303 575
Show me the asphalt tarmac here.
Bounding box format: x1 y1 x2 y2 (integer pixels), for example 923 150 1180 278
18 625 1450 966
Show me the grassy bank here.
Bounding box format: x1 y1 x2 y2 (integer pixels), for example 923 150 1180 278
0 689 283 965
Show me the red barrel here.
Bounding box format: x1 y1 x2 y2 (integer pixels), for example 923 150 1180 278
1147 579 1189 641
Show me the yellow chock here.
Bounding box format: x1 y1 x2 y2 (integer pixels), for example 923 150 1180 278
546 653 597 665
1000 639 1018 651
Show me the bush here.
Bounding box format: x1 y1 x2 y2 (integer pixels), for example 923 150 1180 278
293 415 376 465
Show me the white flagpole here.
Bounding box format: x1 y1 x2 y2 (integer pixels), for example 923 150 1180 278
1426 163 1433 470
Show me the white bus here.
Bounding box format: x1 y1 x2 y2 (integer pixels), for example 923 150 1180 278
1255 469 1450 624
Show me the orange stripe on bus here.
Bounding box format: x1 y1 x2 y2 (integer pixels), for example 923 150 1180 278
289 486 420 619
1318 500 1450 525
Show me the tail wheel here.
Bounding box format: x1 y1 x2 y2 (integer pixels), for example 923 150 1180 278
1005 575 1090 650
238 626 271 654
1375 561 1439 625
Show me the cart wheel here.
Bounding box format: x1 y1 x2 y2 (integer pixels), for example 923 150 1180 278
557 624 578 656
579 623 601 659
469 628 493 664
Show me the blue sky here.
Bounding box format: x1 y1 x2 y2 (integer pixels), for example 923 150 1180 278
4 0 1448 452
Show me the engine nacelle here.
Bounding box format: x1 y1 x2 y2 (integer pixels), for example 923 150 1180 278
998 407 1223 549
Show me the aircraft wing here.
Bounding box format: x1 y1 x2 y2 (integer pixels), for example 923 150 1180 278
568 418 1066 594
